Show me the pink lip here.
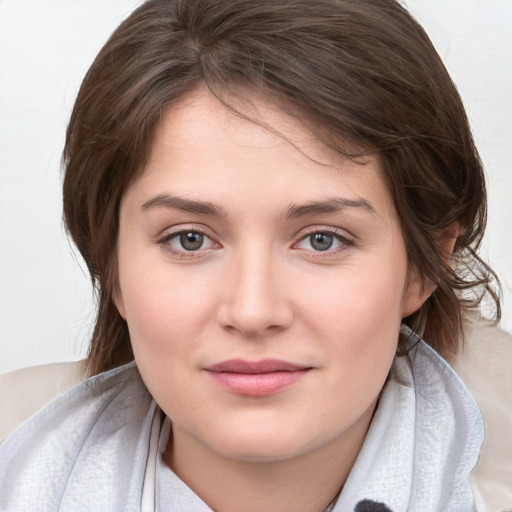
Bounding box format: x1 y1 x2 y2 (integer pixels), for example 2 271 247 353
204 359 311 396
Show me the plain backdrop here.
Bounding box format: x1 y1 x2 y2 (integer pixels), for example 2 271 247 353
0 0 511 375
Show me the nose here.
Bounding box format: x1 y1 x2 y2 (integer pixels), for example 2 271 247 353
217 245 294 338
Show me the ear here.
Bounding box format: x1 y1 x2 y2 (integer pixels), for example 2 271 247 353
112 285 127 320
401 222 460 318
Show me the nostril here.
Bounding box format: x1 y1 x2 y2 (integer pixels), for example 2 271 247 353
222 323 283 338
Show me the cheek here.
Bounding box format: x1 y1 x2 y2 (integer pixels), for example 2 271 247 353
119 269 215 413
296 247 408 384
118 258 216 357
302 259 406 337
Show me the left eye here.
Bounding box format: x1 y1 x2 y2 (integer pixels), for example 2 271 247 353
167 231 216 252
296 232 346 252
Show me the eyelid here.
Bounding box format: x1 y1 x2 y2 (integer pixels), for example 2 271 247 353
156 225 221 257
298 225 355 241
292 226 355 253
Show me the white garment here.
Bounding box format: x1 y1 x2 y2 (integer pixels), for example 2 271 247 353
334 329 482 511
0 334 482 512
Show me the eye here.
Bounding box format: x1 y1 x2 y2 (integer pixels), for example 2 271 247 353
295 230 352 253
162 230 218 253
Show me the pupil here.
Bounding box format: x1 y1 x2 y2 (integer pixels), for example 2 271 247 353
311 233 333 251
180 232 204 251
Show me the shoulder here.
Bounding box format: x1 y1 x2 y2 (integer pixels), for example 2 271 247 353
0 360 87 442
452 318 512 512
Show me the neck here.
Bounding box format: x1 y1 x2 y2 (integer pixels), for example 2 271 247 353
163 403 375 512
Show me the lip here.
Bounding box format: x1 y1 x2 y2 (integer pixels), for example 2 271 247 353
204 359 312 396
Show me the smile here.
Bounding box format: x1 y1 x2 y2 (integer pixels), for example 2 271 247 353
204 359 312 396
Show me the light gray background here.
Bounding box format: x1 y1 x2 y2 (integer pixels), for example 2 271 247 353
1 0 511 375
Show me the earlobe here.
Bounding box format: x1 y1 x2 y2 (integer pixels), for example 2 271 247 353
401 274 433 318
438 221 460 264
113 286 127 320
401 221 460 318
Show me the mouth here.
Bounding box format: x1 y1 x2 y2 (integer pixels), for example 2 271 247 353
204 359 312 396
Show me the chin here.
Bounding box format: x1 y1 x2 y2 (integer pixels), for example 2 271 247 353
214 440 309 464
201 421 332 464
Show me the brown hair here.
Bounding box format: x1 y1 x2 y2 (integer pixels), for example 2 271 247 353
63 0 500 377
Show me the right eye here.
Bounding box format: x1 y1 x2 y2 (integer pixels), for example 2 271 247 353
160 230 218 255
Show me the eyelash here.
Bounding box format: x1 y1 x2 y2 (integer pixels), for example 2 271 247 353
156 227 355 258
293 227 355 256
157 228 219 258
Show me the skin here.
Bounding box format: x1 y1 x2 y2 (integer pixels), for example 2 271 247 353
114 88 430 512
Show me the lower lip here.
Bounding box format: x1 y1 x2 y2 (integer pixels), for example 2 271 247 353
206 369 310 396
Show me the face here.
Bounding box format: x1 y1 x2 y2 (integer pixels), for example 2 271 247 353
115 88 427 467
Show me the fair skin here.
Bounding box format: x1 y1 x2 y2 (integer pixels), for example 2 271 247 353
115 88 430 512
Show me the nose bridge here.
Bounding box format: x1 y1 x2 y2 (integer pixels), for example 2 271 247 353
221 239 292 336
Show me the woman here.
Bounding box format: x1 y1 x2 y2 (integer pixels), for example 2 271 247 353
0 0 504 510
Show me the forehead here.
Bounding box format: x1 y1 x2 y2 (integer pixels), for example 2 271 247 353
152 87 344 164
124 87 395 223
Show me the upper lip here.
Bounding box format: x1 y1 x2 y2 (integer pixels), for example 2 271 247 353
205 359 310 374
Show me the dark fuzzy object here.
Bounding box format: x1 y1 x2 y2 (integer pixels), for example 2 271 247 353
354 499 393 512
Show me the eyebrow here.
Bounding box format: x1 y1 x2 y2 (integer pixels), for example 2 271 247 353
284 197 375 219
141 193 374 219
141 194 228 217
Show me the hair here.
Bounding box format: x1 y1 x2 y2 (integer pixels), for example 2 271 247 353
63 0 500 377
